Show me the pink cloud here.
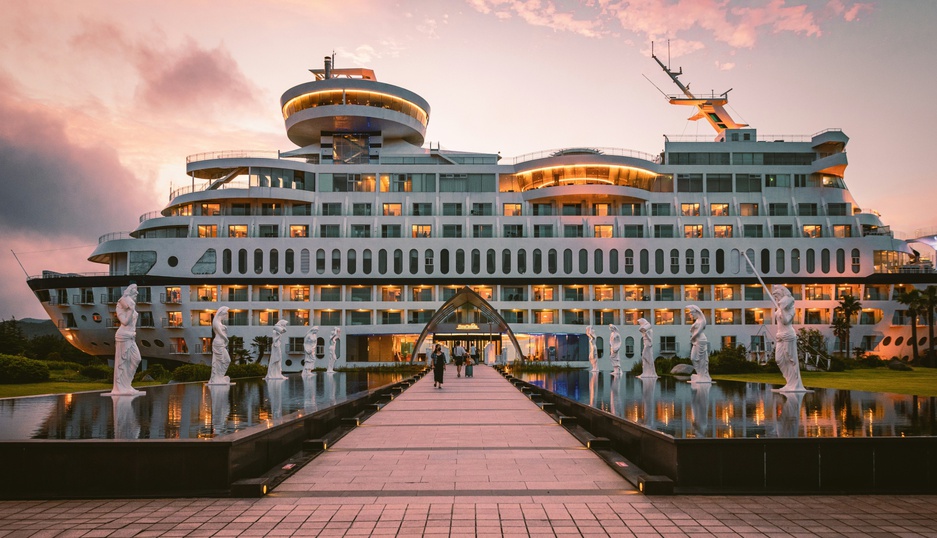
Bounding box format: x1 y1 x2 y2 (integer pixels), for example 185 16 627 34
468 0 604 37
827 0 874 22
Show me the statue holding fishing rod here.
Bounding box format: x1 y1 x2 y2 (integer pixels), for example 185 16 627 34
743 253 808 393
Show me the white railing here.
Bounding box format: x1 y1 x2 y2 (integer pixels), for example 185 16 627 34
98 231 134 244
508 147 661 165
169 181 250 200
186 150 280 163
139 211 162 223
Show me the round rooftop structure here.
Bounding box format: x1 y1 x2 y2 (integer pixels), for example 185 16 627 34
280 76 431 147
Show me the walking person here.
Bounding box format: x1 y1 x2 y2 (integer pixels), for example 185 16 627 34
432 344 446 389
465 353 474 378
454 341 466 377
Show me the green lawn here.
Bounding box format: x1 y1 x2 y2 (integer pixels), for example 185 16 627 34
0 381 164 399
714 368 937 397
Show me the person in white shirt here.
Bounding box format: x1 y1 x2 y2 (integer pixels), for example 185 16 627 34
453 342 466 377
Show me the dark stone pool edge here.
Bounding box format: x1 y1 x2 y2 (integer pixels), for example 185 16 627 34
502 371 937 494
0 371 426 500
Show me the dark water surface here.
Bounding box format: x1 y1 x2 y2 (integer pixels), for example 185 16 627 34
513 370 937 439
0 371 403 440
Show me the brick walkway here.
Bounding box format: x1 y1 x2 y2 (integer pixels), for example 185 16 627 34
1 365 936 537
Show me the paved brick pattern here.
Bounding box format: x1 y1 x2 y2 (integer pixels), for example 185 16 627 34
2 365 936 536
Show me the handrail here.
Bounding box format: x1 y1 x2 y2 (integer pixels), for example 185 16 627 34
507 147 661 165
170 181 250 200
28 271 123 281
98 231 134 244
139 210 162 223
186 150 280 163
663 129 843 143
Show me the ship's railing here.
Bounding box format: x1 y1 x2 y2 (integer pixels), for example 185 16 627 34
911 225 937 238
28 271 121 281
98 231 134 244
186 150 281 163
664 129 843 143
139 210 162 223
507 147 661 165
169 181 250 200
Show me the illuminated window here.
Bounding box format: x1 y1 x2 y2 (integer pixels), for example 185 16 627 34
197 225 217 238
503 203 522 216
714 225 733 238
740 203 759 216
593 203 611 216
833 225 852 238
383 203 402 216
803 225 823 238
290 225 308 238
684 225 703 238
411 225 432 238
681 203 700 216
710 203 729 216
228 225 248 238
593 225 613 238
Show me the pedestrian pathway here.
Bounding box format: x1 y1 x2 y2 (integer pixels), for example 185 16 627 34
273 363 636 499
2 366 937 537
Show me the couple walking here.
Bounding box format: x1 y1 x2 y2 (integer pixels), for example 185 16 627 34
432 342 477 388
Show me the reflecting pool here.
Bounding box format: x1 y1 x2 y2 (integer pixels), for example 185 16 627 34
513 370 937 439
0 371 404 440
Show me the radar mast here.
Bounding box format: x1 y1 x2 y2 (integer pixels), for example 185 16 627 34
651 41 747 135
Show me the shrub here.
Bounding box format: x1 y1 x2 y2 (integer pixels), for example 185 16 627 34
226 363 267 379
0 354 51 383
44 361 83 372
171 364 212 382
709 346 762 375
827 356 846 372
79 363 113 380
134 363 170 383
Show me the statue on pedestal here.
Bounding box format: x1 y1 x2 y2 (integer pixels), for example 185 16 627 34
586 325 598 372
637 318 658 379
772 285 808 392
106 284 143 396
302 326 319 378
688 305 712 383
265 320 289 381
608 324 622 377
208 306 232 385
327 327 341 373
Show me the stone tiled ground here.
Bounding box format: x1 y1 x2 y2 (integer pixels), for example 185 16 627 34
2 365 936 537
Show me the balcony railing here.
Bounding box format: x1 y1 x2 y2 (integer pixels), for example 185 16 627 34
508 146 661 165
98 231 134 244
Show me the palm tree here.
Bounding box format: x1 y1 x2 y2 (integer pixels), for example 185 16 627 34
921 286 937 366
251 335 272 364
896 289 923 362
833 294 862 359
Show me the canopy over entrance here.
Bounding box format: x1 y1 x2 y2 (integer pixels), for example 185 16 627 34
413 286 523 359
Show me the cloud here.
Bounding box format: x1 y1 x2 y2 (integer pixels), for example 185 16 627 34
71 23 264 116
0 74 153 239
467 0 604 37
715 60 736 71
827 0 873 22
336 41 406 66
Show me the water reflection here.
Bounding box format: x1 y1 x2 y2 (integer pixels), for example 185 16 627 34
519 370 937 439
0 371 403 440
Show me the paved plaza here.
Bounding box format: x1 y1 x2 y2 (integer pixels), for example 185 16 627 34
2 365 936 537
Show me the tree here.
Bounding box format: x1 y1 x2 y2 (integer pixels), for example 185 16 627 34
896 289 923 363
251 335 272 364
228 335 252 365
0 318 27 356
921 286 937 366
833 294 861 358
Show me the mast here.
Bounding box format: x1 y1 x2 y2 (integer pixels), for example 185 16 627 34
651 41 747 136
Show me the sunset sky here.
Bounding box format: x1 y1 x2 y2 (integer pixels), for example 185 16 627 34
1 0 935 321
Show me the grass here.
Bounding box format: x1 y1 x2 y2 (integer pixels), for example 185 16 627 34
0 380 163 399
714 368 937 397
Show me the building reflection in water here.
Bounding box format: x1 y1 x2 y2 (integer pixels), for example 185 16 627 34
0 371 405 440
517 370 937 439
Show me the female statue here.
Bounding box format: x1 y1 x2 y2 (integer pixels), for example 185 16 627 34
302 326 319 377
586 326 598 372
327 327 341 372
265 319 289 381
772 285 807 392
208 306 232 385
608 324 622 377
108 284 143 395
688 305 712 383
636 318 658 379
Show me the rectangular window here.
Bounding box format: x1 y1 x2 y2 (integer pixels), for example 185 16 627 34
261 203 281 216
706 174 732 192
382 203 402 216
289 225 308 238
411 225 432 238
442 224 463 238
351 224 371 238
352 203 372 216
320 224 340 238
564 225 584 238
381 224 402 238
714 225 733 238
412 203 432 216
503 203 522 216
681 203 700 216
803 225 823 238
799 203 818 216
773 224 793 238
684 225 703 238
795 174 807 187
200 203 221 216
735 174 762 192
677 173 703 192
321 202 342 216
593 225 613 238
197 225 217 238
769 203 788 216
229 203 250 216
258 225 278 238
533 225 553 238
833 225 852 238
710 203 729 216
319 310 341 325
532 203 553 216
743 225 763 238
623 225 644 238
291 203 311 216
473 225 493 238
739 203 759 216
442 203 463 216
471 203 492 216
592 203 611 216
621 203 643 216
651 203 670 216
227 225 248 238
828 203 848 216
765 174 791 188
504 224 524 238
654 225 674 238
561 203 582 216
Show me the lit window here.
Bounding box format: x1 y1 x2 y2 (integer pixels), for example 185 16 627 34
714 225 733 238
593 225 613 238
290 225 309 238
228 225 248 238
411 225 432 238
382 203 402 216
197 225 217 238
684 225 703 238
803 225 823 238
710 203 729 216
503 203 522 216
681 203 700 216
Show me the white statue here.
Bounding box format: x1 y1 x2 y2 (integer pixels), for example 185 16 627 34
265 319 289 381
484 341 496 365
208 306 232 385
608 324 622 377
302 326 319 378
586 325 598 372
106 284 143 396
208 383 230 435
772 285 807 392
327 327 341 373
637 318 658 379
688 305 712 383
